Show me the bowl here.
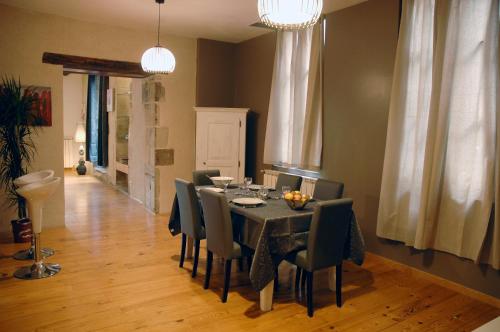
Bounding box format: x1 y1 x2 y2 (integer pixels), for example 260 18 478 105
284 191 311 210
209 176 234 188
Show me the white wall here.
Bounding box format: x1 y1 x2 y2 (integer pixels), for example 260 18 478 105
63 74 85 167
0 4 196 234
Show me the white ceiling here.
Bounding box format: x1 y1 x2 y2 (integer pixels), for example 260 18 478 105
0 0 368 43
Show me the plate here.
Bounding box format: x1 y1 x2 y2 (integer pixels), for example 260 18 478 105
232 197 265 206
248 184 274 191
248 184 263 191
204 187 225 193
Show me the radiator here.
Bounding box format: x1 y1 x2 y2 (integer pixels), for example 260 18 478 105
64 137 75 168
262 169 317 196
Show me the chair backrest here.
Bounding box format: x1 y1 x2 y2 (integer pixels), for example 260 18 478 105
174 179 204 239
199 189 234 258
306 198 353 271
192 169 221 186
313 179 344 200
275 173 302 191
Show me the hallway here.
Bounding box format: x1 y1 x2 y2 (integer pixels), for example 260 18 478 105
0 173 498 331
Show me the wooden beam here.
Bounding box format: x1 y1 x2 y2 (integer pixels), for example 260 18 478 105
42 52 150 78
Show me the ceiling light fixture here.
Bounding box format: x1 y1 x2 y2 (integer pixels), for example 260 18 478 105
258 0 323 30
141 0 176 74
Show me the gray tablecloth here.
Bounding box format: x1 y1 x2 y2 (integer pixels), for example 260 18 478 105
168 187 365 291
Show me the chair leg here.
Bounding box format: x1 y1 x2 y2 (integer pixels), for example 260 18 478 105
306 271 314 317
300 268 306 290
192 239 200 278
336 263 342 307
204 250 213 289
274 269 280 291
295 267 302 292
179 234 186 268
222 259 232 303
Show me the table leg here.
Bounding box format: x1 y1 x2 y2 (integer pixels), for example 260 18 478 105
186 237 194 259
260 279 274 311
328 266 336 291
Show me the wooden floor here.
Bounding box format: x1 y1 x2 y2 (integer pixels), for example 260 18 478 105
0 171 498 331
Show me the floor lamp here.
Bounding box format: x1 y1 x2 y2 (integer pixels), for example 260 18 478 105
74 123 86 175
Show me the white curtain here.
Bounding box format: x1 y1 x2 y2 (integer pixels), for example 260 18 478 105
377 0 499 268
264 23 322 170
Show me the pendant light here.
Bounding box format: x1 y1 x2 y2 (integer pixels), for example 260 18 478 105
258 0 323 30
141 0 176 74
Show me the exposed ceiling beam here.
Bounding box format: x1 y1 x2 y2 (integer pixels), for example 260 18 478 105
42 52 150 78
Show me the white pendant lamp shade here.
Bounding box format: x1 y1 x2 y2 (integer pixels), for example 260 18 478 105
141 0 175 74
141 46 176 74
258 0 323 30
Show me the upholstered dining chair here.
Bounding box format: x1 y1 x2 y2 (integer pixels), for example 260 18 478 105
199 189 252 303
286 198 353 317
174 179 206 278
312 179 344 200
275 173 302 191
192 169 221 186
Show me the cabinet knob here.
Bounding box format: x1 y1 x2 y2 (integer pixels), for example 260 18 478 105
203 162 206 165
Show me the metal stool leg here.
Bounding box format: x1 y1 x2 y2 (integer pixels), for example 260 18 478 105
14 233 61 280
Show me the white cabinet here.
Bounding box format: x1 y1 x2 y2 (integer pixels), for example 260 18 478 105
194 107 248 183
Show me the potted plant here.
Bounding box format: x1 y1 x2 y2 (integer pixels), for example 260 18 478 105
0 77 38 242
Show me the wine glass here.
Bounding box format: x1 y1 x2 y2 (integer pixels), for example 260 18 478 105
244 177 252 192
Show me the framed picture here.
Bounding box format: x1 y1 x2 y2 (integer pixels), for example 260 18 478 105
22 86 52 126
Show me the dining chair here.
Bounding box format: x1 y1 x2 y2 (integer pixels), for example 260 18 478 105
199 189 252 303
275 173 302 191
192 169 221 186
312 179 344 200
174 179 206 278
286 198 353 317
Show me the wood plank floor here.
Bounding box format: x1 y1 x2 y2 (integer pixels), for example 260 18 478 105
0 172 498 331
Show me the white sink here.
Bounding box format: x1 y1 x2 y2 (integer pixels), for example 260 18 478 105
16 177 61 234
14 170 55 187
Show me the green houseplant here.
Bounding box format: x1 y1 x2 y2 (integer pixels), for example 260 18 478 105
0 77 38 240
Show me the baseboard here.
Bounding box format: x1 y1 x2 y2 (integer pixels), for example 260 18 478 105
367 252 500 309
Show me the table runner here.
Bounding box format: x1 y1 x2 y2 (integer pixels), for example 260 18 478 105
168 187 365 291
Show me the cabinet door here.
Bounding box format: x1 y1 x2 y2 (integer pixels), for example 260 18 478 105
196 112 241 180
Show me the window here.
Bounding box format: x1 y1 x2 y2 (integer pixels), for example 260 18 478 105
263 19 324 171
85 75 109 167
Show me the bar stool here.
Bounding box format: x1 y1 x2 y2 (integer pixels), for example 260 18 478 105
12 170 56 260
14 177 62 279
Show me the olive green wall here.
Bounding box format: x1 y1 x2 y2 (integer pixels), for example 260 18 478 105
196 39 236 107
196 0 499 298
195 33 276 183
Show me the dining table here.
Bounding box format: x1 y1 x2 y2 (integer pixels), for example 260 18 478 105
168 184 365 312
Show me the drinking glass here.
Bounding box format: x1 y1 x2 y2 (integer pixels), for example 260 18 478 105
244 177 253 188
258 188 269 200
281 185 291 198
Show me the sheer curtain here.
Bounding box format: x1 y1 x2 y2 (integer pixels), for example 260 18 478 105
377 0 499 268
263 23 322 170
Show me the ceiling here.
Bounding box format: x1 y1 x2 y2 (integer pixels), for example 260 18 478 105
0 0 368 43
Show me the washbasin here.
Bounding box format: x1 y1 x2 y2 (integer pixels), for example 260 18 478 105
14 177 62 280
14 170 54 187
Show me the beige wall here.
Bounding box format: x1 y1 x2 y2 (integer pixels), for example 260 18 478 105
62 74 85 167
0 4 196 234
196 0 500 298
